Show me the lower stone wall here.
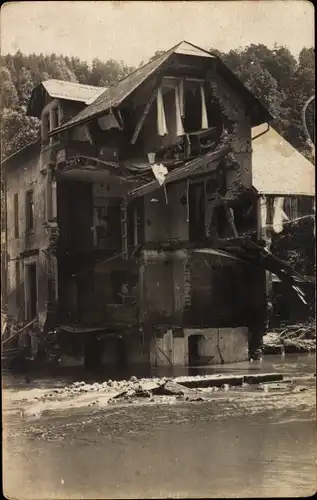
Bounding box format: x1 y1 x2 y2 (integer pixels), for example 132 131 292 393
151 327 249 367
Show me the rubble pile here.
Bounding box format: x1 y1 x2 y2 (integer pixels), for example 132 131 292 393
263 321 316 353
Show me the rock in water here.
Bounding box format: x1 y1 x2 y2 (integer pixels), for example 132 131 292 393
151 381 189 396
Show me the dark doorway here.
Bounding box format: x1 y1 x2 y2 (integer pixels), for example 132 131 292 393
27 263 37 320
67 181 93 251
189 182 205 241
116 336 127 370
188 334 204 365
84 335 102 371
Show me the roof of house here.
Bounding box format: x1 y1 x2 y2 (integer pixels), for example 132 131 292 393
252 124 315 196
50 40 272 134
27 79 106 117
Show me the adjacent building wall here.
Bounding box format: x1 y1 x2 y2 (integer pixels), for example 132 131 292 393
5 147 52 329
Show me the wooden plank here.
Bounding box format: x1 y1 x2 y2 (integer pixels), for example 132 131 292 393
131 84 160 145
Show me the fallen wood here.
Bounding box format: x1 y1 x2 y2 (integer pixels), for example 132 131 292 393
2 318 37 347
243 373 284 385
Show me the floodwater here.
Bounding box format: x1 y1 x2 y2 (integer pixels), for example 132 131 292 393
2 354 317 499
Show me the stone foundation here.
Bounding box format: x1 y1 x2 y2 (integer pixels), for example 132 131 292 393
150 327 249 366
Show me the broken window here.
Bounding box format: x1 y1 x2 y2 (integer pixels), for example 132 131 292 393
25 189 34 232
14 193 19 238
284 197 298 220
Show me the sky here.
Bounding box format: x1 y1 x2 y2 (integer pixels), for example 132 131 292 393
1 1 314 66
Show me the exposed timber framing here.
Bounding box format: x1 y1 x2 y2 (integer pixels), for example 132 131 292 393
126 145 231 201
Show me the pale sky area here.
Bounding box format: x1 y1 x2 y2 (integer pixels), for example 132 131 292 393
1 1 314 66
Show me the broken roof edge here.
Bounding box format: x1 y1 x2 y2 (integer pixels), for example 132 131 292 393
49 44 181 135
50 40 272 135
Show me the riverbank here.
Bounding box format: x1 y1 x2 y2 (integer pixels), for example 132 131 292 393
263 322 316 354
2 354 315 420
3 354 316 500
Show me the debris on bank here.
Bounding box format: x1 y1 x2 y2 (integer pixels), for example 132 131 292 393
263 322 316 353
7 372 287 418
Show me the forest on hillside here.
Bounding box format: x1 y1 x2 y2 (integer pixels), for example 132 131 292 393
0 44 315 161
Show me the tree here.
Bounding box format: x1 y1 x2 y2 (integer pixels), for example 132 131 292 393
0 66 18 109
213 43 315 158
48 56 77 82
88 58 134 87
0 107 40 160
17 67 34 107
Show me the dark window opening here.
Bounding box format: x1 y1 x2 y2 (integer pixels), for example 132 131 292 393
183 81 223 136
233 202 257 235
26 190 34 232
184 83 202 133
266 196 274 225
284 197 298 220
127 199 144 251
14 193 19 238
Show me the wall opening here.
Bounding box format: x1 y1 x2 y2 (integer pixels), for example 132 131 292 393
188 334 204 365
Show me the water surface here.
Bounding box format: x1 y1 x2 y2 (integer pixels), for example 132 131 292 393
3 354 316 499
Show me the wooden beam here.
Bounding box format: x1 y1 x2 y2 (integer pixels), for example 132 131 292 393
126 146 231 201
2 318 37 346
131 83 160 145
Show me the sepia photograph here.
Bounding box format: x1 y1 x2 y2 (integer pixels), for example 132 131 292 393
1 1 315 498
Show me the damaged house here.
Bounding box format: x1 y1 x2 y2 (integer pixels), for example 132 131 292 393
252 124 315 326
2 41 308 369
